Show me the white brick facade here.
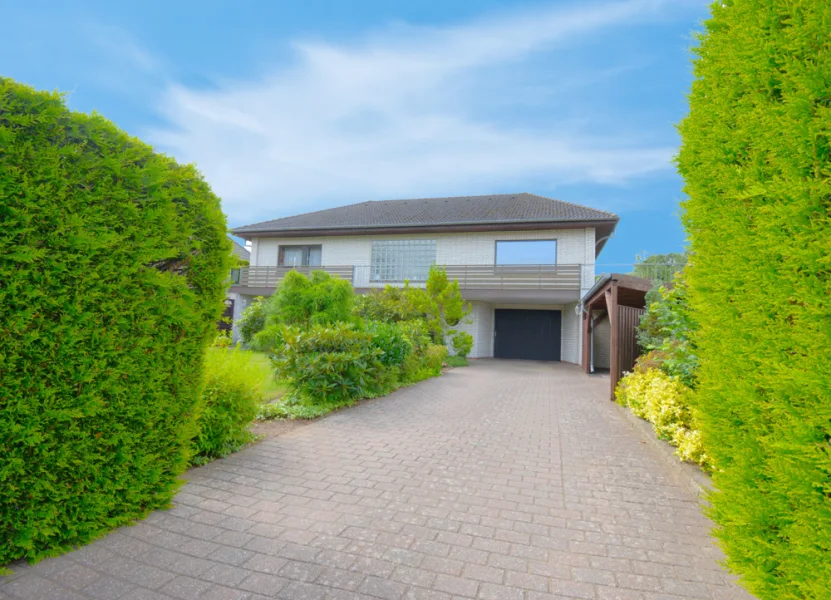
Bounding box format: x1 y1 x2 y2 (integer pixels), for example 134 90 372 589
250 228 595 269
246 227 596 366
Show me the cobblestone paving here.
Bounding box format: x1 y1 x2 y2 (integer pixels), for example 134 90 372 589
1 361 754 600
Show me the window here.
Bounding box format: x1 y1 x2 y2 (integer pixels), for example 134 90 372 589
495 240 557 265
371 240 436 282
279 245 322 267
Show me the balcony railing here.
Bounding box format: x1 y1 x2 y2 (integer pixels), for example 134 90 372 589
232 264 584 291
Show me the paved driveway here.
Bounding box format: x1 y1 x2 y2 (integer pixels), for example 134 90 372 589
2 361 752 600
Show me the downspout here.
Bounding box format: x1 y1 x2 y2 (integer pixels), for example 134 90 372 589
589 313 596 374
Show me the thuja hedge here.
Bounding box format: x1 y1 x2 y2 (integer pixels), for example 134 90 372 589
677 2 831 597
0 79 230 564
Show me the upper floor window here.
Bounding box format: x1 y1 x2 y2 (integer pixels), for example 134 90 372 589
496 240 557 265
371 240 436 282
279 245 322 267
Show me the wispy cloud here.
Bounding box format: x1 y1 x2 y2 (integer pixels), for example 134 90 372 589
147 0 691 224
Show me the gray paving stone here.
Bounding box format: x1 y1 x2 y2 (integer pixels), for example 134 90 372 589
0 363 754 600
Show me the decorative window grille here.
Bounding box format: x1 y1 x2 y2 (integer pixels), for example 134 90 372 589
370 240 436 282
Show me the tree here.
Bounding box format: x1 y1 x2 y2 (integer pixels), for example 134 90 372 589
676 1 831 596
413 266 471 345
630 252 687 284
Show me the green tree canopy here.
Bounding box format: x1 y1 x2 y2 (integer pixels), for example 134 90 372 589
677 1 831 596
266 270 353 328
413 266 471 344
630 252 688 284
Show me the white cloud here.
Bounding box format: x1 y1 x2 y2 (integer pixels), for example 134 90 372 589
148 0 689 225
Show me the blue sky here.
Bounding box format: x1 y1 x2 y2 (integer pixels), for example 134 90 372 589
3 0 711 265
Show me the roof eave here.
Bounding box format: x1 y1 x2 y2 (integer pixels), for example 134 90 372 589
231 218 620 240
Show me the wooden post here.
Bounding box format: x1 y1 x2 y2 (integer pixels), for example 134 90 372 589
606 282 619 400
582 302 591 373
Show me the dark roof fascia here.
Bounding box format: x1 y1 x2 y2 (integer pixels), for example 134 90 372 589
232 218 619 240
581 272 652 307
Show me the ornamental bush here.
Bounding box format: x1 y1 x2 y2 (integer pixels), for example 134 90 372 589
271 323 386 404
677 1 831 596
266 270 353 328
615 365 710 469
636 274 697 387
0 79 230 564
352 284 425 323
365 321 413 368
237 296 267 346
449 330 474 358
191 347 266 465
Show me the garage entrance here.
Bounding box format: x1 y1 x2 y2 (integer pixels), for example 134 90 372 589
494 309 561 361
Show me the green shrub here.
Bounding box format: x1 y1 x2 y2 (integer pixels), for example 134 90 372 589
423 344 449 376
636 274 697 387
352 284 425 322
192 348 264 464
615 364 710 469
676 2 831 595
449 330 473 358
237 296 267 346
366 321 413 368
266 270 353 328
271 323 386 404
0 79 230 564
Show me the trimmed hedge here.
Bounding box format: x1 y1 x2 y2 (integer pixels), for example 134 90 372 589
0 79 230 564
677 2 831 596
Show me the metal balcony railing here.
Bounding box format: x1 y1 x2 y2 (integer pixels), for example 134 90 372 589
231 264 585 291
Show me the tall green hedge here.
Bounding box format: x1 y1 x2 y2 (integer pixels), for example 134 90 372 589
677 2 831 596
0 79 230 564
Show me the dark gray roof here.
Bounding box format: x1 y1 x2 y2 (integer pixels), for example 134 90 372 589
229 238 250 261
232 193 618 236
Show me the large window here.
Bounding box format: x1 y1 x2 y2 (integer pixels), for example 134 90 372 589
279 245 322 267
495 240 557 265
371 240 436 282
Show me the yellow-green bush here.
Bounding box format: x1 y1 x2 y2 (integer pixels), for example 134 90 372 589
616 366 710 469
192 347 268 464
676 1 831 595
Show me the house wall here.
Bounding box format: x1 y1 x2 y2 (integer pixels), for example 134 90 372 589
561 302 581 365
246 228 596 364
249 228 596 269
593 316 611 370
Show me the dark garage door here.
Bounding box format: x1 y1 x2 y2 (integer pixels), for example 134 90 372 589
494 309 561 361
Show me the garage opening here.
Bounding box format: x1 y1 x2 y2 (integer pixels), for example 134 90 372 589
494 309 561 361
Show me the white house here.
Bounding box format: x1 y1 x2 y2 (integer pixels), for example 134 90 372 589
229 193 618 364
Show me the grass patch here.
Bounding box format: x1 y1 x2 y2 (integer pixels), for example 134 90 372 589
248 351 288 401
445 355 469 367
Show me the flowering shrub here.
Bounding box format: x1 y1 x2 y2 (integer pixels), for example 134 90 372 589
616 364 710 469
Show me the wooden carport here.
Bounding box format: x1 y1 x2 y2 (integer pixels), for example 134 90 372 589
581 274 652 400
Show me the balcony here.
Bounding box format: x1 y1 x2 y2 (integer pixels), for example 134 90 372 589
231 264 586 303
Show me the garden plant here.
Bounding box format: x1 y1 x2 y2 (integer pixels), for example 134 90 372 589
0 79 230 565
677 1 831 595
